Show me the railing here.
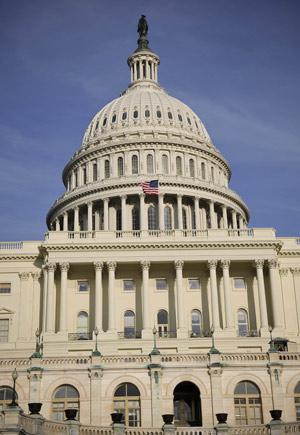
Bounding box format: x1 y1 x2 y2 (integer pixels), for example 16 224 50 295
280 422 300 433
176 428 216 435
80 426 113 435
228 229 254 237
0 241 23 249
189 330 212 338
126 428 163 435
228 426 269 434
68 332 93 341
118 331 142 339
157 330 177 338
236 330 260 338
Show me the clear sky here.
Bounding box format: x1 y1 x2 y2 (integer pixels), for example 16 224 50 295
0 0 299 240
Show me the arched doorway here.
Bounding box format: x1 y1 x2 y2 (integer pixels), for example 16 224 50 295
173 381 202 426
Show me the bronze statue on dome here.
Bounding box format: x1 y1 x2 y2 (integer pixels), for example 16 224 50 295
138 15 148 38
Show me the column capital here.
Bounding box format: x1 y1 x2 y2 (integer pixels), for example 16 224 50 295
254 259 264 269
19 272 30 281
103 197 109 203
121 194 127 200
177 194 183 199
290 267 300 275
32 271 41 281
208 260 218 270
220 259 230 269
139 193 145 199
107 261 117 271
279 268 289 276
87 201 93 207
94 261 104 271
140 260 150 271
63 210 68 216
47 263 56 272
74 205 79 211
174 260 184 270
268 258 278 269
59 262 70 272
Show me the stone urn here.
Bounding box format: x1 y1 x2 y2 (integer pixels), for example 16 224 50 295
216 413 228 424
28 403 42 415
270 409 282 421
111 412 123 424
65 408 78 420
162 414 174 425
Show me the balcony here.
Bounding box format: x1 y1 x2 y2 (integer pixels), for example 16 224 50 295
68 332 93 341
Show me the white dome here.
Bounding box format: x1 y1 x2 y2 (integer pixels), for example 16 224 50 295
81 81 212 149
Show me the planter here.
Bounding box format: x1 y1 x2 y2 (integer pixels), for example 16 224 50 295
65 408 78 420
162 414 174 425
216 413 228 424
270 409 282 421
28 403 42 415
111 412 123 424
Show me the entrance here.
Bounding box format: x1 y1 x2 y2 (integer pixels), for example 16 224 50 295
173 381 202 426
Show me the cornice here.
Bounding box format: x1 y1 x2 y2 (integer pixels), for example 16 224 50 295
279 251 300 257
0 254 40 262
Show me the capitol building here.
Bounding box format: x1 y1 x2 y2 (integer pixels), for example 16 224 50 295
0 16 300 431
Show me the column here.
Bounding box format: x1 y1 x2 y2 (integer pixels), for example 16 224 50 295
255 260 269 331
232 210 237 229
221 260 234 329
74 206 79 231
18 272 31 340
94 207 100 230
94 262 104 331
209 200 216 229
268 259 284 331
31 272 41 337
222 205 228 229
140 193 146 231
238 215 244 229
194 197 200 230
208 260 220 330
63 211 68 231
158 194 164 231
42 266 48 332
138 60 142 80
175 261 187 336
103 198 109 231
45 263 56 333
151 62 154 80
55 218 60 231
177 195 183 230
141 261 151 337
59 263 69 333
107 261 116 331
121 195 127 231
87 202 93 232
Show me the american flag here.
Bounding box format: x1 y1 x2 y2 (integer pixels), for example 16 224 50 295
141 180 159 195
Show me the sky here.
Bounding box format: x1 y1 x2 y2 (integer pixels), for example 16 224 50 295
0 0 299 240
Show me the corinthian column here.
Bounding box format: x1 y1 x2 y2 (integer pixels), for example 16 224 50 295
175 260 187 337
46 263 56 333
221 260 234 329
87 202 93 232
94 262 104 331
121 195 127 231
141 261 151 338
42 265 48 332
158 194 164 231
107 261 117 332
177 195 183 230
59 263 69 333
103 199 109 231
268 259 284 333
255 259 269 333
208 260 220 330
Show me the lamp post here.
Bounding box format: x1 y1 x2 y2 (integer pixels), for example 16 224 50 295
149 326 160 356
31 329 42 358
268 326 277 353
209 326 220 354
9 368 18 407
92 327 101 356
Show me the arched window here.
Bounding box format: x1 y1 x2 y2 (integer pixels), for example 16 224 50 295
0 386 17 410
164 206 172 230
157 309 168 337
118 157 124 176
157 110 162 119
234 381 262 425
132 206 140 230
52 385 80 421
114 383 141 426
112 114 117 123
124 310 135 338
211 166 215 183
116 209 122 231
182 208 187 230
77 311 88 337
191 310 202 337
104 160 110 178
122 112 127 121
148 205 157 230
133 110 138 119
147 154 154 174
132 155 138 175
103 117 107 127
189 159 195 177
201 162 206 179
162 154 169 174
145 109 150 118
237 309 249 337
294 382 300 421
178 113 183 122
187 116 191 125
176 156 182 176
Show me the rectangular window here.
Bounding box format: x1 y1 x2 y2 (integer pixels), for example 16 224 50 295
93 162 98 181
156 278 168 290
77 280 89 292
188 278 200 290
123 280 135 291
82 166 87 184
0 283 11 294
234 278 246 289
0 319 9 342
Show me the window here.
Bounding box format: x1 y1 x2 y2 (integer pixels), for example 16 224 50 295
0 283 11 294
132 155 138 174
132 206 140 230
148 206 157 230
201 162 206 179
178 113 183 122
82 166 87 184
164 206 172 230
187 116 191 125
77 281 89 292
145 109 150 118
156 110 162 118
0 320 9 342
114 383 141 427
92 162 97 181
237 309 249 337
191 310 202 336
104 160 110 178
211 167 215 183
75 169 78 187
123 280 135 291
176 156 182 176
156 278 168 290
168 111 173 120
182 208 187 230
162 154 169 174
103 117 107 126
189 159 195 177
157 309 168 337
234 381 262 425
122 112 127 121
124 310 135 338
146 154 154 174
0 386 17 410
294 382 300 421
133 110 138 119
118 157 124 176
234 278 246 289
112 114 117 123
52 385 80 422
95 121 99 131
116 209 122 231
188 278 200 290
76 311 88 335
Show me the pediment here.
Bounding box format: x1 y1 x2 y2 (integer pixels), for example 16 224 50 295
0 307 14 315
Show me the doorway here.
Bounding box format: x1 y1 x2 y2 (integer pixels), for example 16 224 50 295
173 381 202 426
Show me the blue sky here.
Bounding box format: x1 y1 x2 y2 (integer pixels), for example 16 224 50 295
0 0 299 240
